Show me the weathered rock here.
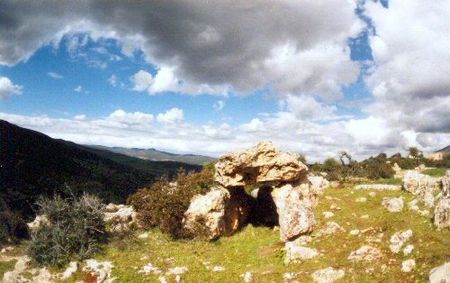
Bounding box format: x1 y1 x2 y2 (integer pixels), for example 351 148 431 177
272 183 316 241
316 222 345 236
429 262 450 283
183 187 251 240
104 204 138 233
308 175 330 194
348 245 382 262
403 171 439 197
442 172 450 198
27 215 49 232
138 263 161 275
241 271 253 282
60 261 78 280
401 259 416 273
389 229 413 253
434 198 450 230
322 211 334 219
403 245 414 255
354 184 401 191
214 141 308 187
83 259 115 283
284 239 319 264
382 197 404 212
311 267 345 283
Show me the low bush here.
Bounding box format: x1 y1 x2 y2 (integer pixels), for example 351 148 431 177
129 166 214 239
28 194 107 267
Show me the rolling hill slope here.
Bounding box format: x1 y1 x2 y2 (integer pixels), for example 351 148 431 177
88 145 215 165
0 120 200 217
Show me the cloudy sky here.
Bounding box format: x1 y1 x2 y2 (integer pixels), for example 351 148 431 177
0 0 449 161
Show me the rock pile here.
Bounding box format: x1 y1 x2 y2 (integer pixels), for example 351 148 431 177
183 141 318 242
103 203 138 233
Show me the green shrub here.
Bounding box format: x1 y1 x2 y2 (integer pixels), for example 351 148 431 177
28 194 107 267
422 168 447 177
129 167 214 239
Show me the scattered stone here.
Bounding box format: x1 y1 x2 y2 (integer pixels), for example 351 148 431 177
382 197 404 212
408 199 420 211
429 262 450 283
330 204 341 211
283 272 301 282
27 215 49 232
0 246 14 253
139 263 161 275
311 267 345 283
322 211 334 219
348 245 382 262
354 184 401 191
167 266 188 276
350 229 360 236
355 197 367 203
241 271 253 282
104 204 138 233
60 261 78 280
360 214 369 219
317 222 345 236
284 239 319 264
83 259 115 283
330 181 341 189
138 232 149 239
369 192 376 197
403 245 414 255
308 175 330 194
434 198 450 230
389 229 413 253
212 266 225 272
401 259 416 273
419 209 430 217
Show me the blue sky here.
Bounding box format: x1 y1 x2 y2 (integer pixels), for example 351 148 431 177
0 33 370 125
0 0 448 160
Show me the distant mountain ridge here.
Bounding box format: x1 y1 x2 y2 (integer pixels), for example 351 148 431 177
88 145 216 165
0 120 200 217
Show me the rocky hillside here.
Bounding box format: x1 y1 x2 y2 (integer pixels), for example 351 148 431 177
0 120 199 217
88 145 215 165
1 142 448 282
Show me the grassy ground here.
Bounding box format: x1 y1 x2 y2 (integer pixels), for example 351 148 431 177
422 168 447 177
2 184 449 282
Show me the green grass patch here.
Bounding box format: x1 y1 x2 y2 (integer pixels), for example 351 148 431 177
422 168 447 177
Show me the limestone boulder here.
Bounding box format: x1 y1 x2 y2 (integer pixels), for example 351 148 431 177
272 183 316 242
183 187 251 240
429 262 450 283
382 197 404 213
103 204 138 233
308 175 330 194
434 198 450 230
214 141 308 187
442 171 450 198
403 171 439 197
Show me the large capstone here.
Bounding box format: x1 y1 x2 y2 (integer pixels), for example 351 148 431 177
214 141 308 187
